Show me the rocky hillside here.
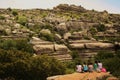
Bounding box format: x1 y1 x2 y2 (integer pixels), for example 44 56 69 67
0 4 120 60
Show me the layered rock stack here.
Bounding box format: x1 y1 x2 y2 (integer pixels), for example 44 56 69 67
30 37 72 61
68 32 115 60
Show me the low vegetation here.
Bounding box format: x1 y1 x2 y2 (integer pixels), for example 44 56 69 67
0 49 66 80
95 50 120 78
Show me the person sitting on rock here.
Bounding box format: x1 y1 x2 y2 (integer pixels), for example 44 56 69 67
94 61 98 71
88 62 94 72
98 61 103 70
83 62 88 72
76 63 83 73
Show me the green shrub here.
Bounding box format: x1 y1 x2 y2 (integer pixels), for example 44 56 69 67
39 33 54 42
0 39 34 53
0 15 5 20
12 10 18 16
95 51 114 61
70 51 82 65
89 27 97 35
103 57 120 77
95 50 120 77
0 50 66 80
17 16 27 26
96 24 106 32
30 55 66 80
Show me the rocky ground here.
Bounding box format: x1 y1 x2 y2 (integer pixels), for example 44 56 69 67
47 72 112 80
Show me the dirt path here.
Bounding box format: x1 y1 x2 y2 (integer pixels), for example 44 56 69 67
54 72 110 80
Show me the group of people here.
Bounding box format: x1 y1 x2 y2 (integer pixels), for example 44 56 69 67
76 61 106 73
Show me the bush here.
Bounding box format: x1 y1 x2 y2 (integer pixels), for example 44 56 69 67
30 55 66 80
0 39 34 53
70 51 82 65
89 27 97 35
12 10 18 16
95 51 114 61
103 57 120 77
39 32 54 42
17 16 27 26
96 24 106 32
0 15 5 20
95 50 120 77
0 49 66 80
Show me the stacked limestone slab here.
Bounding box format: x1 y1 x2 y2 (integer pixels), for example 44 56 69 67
30 37 72 61
69 39 115 60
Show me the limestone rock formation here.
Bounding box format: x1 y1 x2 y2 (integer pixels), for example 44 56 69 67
30 37 72 61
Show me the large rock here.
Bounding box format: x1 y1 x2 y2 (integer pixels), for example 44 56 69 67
64 32 71 40
56 23 67 32
66 21 98 31
33 45 54 54
14 23 21 29
54 34 62 41
30 37 53 45
54 44 68 52
85 42 114 49
69 43 85 49
27 23 35 27
40 29 51 34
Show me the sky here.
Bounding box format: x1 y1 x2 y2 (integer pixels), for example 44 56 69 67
0 0 120 13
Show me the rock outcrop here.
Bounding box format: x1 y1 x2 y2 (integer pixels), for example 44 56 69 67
31 37 72 61
47 72 110 80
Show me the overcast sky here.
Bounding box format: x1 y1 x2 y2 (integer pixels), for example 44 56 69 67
0 0 120 13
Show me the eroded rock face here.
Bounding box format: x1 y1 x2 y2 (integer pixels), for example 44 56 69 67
33 45 54 54
66 21 98 31
69 40 114 49
54 44 68 52
85 43 114 49
30 37 72 61
56 23 67 32
69 40 115 59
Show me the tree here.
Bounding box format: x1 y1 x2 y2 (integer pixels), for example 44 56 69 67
12 10 18 16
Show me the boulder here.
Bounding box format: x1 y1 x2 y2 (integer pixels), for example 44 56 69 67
14 23 21 29
30 37 53 45
56 23 67 32
27 23 35 27
63 32 71 40
5 29 11 34
33 45 54 54
54 34 62 41
40 29 51 34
